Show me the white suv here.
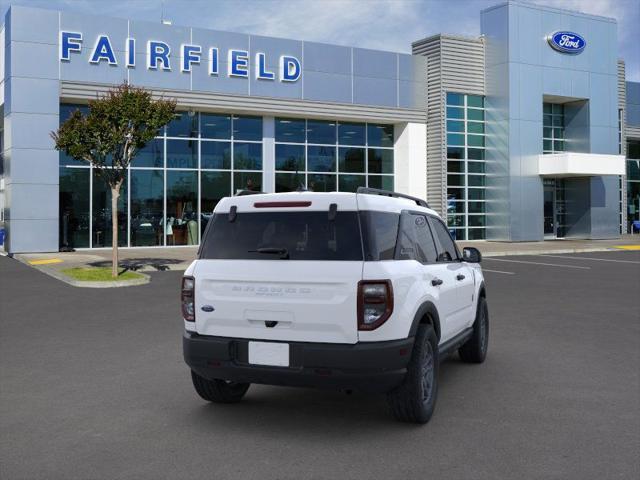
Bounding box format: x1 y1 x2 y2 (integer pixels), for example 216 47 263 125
182 188 488 424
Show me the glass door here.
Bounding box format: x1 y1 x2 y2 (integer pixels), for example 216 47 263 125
543 178 567 238
543 179 555 237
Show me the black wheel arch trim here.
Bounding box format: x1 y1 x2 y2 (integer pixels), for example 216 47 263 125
478 281 487 298
408 301 442 340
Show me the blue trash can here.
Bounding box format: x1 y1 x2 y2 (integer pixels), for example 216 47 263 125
0 228 4 246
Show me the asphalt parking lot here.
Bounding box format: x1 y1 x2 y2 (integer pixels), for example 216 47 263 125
1 250 639 480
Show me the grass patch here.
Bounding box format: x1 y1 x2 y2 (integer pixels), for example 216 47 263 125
62 267 144 282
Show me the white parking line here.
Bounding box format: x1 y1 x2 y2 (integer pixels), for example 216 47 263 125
484 258 591 269
540 254 640 265
481 269 516 275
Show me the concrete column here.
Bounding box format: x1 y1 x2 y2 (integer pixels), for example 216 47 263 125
3 6 60 253
394 122 427 200
262 116 275 193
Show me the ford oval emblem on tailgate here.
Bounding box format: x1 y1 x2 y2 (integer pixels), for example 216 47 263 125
201 305 215 312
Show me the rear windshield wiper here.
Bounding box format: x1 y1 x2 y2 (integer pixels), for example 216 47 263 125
248 247 290 259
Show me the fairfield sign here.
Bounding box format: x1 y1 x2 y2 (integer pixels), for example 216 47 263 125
59 31 302 82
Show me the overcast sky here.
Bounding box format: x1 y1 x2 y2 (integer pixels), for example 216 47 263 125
1 0 638 80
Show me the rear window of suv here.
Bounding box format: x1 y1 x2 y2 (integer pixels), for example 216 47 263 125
199 211 363 261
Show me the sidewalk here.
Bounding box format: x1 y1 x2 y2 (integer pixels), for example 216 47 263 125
9 236 640 277
458 235 640 257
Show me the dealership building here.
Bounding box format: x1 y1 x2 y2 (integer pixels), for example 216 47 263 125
1 1 639 252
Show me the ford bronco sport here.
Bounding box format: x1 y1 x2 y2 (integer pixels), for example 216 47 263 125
182 187 488 423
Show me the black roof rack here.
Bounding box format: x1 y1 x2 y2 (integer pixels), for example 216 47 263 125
356 187 429 208
236 190 267 196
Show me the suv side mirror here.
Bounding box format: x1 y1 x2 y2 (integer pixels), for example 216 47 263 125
462 247 482 263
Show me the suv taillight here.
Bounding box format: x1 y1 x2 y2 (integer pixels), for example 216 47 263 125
357 280 393 330
181 276 195 322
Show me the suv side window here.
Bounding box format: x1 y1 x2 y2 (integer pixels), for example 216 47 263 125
396 212 438 263
428 216 459 262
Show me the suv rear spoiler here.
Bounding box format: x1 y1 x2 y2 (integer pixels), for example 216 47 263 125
357 187 429 208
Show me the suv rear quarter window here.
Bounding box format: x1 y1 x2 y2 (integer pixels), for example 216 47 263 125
360 211 399 261
396 212 438 263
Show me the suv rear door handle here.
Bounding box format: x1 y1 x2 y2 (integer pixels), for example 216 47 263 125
431 278 443 286
456 274 466 281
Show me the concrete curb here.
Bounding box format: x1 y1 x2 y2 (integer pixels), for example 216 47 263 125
10 255 151 288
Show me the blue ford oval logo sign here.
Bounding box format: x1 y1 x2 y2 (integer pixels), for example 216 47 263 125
547 31 586 54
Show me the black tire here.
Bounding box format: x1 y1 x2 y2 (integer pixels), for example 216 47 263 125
458 296 489 363
190 370 250 403
387 324 439 424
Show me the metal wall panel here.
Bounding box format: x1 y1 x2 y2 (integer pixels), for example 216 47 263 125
60 81 426 123
412 34 485 217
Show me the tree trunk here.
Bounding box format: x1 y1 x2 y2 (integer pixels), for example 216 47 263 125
111 184 121 279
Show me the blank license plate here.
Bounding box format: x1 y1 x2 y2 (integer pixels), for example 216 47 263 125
248 341 289 367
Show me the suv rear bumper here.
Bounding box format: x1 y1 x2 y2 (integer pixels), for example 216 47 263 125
183 332 414 393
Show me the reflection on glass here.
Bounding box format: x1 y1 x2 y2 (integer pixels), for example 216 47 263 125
135 139 163 168
467 134 484 147
468 188 485 200
308 145 336 172
339 148 365 173
275 172 305 192
468 148 484 160
447 174 465 186
339 174 366 192
59 104 90 167
468 229 485 240
275 118 305 143
467 122 484 134
446 92 464 106
367 124 394 147
233 115 262 141
448 187 465 200
447 133 465 146
467 95 484 108
447 161 464 173
447 120 464 133
201 113 231 139
467 109 484 121
167 111 198 138
130 170 164 246
308 174 336 192
275 144 304 171
92 170 127 247
446 106 464 119
201 141 231 169
59 167 90 248
338 122 365 146
167 139 197 169
368 148 394 174
447 147 464 159
468 202 486 214
468 162 485 173
307 120 336 144
167 171 198 245
234 172 263 193
234 142 262 170
367 175 393 190
201 171 231 234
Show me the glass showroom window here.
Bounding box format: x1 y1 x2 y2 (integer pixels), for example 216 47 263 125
58 104 263 248
445 92 486 240
274 118 394 193
543 103 565 154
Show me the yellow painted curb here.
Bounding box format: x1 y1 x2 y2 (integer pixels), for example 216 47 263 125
613 245 640 251
29 258 63 265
